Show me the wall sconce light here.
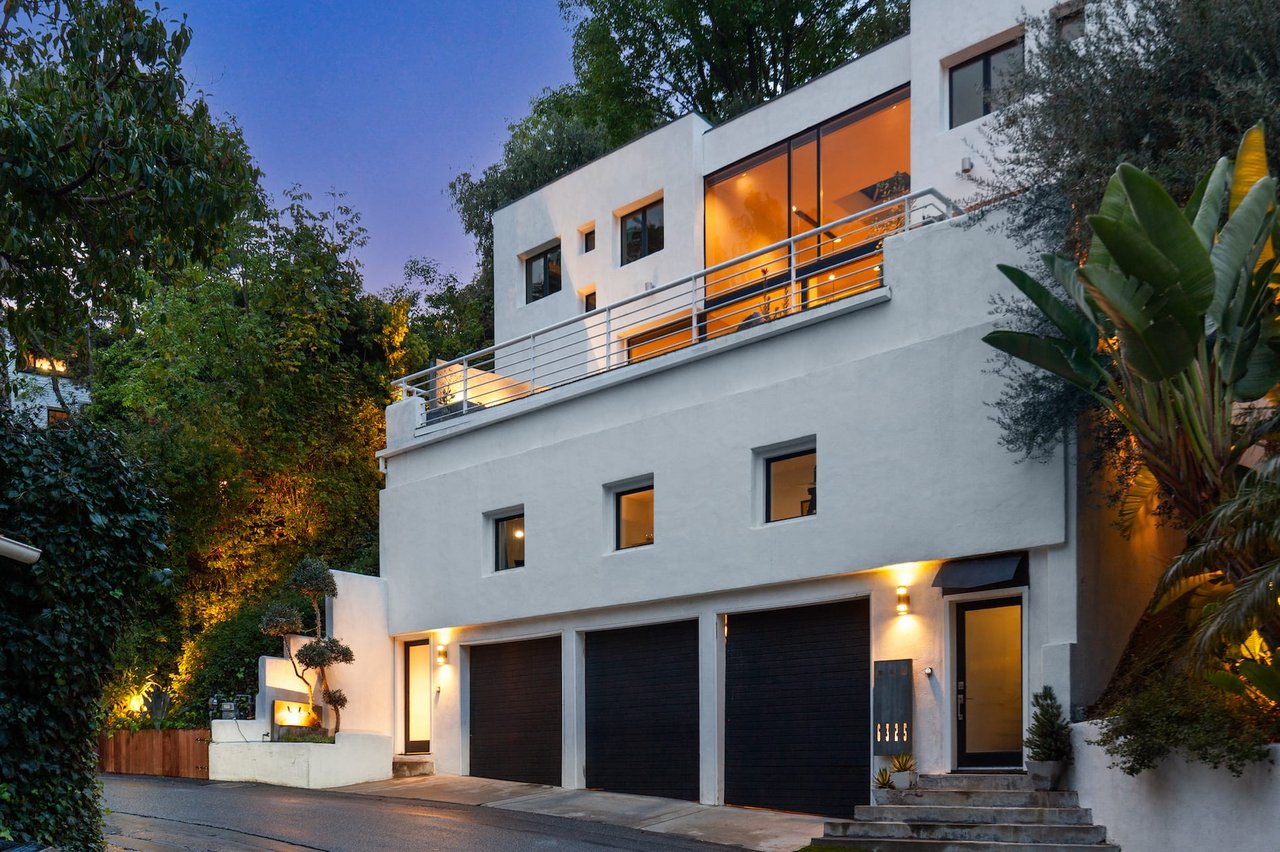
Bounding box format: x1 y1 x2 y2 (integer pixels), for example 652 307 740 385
273 700 319 728
436 643 448 665
896 586 911 616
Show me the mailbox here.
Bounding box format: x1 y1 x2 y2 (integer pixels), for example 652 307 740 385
873 658 913 755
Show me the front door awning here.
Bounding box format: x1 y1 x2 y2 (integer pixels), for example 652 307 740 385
931 552 1028 595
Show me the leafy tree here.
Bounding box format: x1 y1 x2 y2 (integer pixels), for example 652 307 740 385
0 0 257 403
91 191 401 717
384 257 494 372
448 94 613 304
0 410 168 849
977 0 1280 464
561 0 910 124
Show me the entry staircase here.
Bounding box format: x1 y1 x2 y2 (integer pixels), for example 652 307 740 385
816 773 1119 852
392 754 435 779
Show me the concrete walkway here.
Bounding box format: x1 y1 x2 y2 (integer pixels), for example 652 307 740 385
336 775 823 852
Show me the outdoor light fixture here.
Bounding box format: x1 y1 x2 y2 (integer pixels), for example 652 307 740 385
896 586 911 615
273 700 318 728
436 643 448 665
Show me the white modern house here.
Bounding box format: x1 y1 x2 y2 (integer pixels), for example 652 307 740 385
2 334 86 425
215 2 1269 844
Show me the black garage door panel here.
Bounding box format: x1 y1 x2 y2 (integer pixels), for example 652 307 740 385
725 599 870 817
585 620 700 800
469 636 562 786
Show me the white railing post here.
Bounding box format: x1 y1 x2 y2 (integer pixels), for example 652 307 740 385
690 276 700 344
529 332 537 391
604 308 613 370
461 357 470 413
788 238 799 314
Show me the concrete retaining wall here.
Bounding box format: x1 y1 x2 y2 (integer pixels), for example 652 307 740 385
1070 722 1280 851
209 726 392 789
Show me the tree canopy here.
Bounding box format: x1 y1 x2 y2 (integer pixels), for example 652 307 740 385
0 0 256 380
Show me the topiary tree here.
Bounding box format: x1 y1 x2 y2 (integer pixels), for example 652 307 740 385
259 557 354 735
0 409 169 849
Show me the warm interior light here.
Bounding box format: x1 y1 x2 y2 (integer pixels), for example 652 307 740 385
896 586 911 616
513 529 524 539
436 643 449 665
273 699 318 728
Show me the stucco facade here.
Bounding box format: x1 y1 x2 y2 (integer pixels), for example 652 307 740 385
362 0 1168 817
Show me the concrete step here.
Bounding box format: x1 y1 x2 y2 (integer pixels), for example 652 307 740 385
917 774 1036 792
855 806 1093 826
814 838 1119 852
874 790 1080 808
392 754 435 778
825 820 1107 845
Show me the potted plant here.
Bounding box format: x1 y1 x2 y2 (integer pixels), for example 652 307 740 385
873 767 896 790
888 752 916 790
1024 685 1071 790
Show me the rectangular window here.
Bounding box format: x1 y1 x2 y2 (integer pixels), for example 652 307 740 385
766 449 816 522
525 243 562 303
949 40 1023 128
583 290 597 312
46 407 69 427
1056 7 1084 41
495 513 525 571
615 486 655 549
621 200 663 265
704 88 910 304
583 229 596 253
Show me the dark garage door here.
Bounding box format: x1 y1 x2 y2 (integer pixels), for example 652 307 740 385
724 599 870 817
585 620 700 800
469 636 562 785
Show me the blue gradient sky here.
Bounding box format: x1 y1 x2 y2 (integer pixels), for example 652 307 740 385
179 1 575 291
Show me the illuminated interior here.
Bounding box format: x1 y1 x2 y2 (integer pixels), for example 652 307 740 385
616 486 655 549
496 513 525 570
767 450 817 522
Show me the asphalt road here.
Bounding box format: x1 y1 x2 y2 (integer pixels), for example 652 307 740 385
102 775 743 852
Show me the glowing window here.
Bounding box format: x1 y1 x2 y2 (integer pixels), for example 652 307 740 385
495 513 525 571
616 486 655 550
766 450 816 522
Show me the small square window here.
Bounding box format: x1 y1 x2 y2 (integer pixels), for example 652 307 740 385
583 290 597 312
495 513 525 571
621 199 663 265
525 243 562 303
616 486 654 549
1056 8 1084 41
766 450 816 522
949 40 1023 128
583 229 596 253
46 407 69 427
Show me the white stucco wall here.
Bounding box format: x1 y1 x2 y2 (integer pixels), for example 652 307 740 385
1071 724 1280 851
325 571 394 736
209 730 392 789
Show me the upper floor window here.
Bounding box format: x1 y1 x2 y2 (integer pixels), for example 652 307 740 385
615 485 655 550
525 243 562 303
494 512 525 571
949 40 1023 128
1055 2 1085 41
621 200 663 265
583 229 596 253
583 290 597 312
766 449 816 522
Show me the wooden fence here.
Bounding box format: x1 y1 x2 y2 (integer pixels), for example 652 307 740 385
97 728 210 779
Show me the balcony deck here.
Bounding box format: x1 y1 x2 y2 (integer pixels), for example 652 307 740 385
391 189 959 437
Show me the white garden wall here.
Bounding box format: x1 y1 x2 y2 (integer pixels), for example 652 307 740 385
1070 722 1280 851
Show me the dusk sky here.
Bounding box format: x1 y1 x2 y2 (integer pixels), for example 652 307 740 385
178 1 577 291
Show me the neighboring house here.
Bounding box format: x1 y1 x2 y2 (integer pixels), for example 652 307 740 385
261 0 1177 817
2 334 88 425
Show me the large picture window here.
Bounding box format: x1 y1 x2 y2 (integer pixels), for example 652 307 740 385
703 88 910 312
525 243 562 303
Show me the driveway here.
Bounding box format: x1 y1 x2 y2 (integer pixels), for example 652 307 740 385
101 775 745 851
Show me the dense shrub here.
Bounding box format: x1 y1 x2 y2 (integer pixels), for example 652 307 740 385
1091 669 1278 777
0 410 168 849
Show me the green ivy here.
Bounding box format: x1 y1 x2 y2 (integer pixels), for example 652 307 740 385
0 410 169 850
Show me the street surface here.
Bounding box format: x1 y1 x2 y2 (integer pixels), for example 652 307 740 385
102 775 744 851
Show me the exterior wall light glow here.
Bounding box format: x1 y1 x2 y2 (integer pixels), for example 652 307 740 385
896 586 911 615
273 699 318 727
436 643 448 665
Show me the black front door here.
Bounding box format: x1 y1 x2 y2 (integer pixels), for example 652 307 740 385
956 598 1023 768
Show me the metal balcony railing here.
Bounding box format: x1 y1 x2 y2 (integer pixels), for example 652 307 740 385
392 188 960 433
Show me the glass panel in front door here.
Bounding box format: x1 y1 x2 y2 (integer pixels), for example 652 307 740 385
962 602 1022 758
406 642 432 752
